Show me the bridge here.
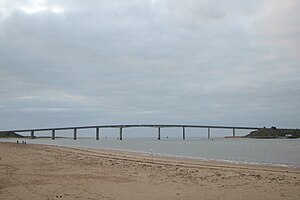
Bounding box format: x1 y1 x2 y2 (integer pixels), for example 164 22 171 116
0 124 261 140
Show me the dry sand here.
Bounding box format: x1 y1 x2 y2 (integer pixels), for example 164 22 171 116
0 142 299 200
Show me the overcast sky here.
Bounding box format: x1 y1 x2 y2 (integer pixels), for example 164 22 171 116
0 0 299 131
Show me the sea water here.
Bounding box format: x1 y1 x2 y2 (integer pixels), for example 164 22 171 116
1 137 299 167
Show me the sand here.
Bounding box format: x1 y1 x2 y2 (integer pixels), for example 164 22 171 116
0 142 299 200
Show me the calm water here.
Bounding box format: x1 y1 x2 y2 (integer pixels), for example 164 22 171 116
1 137 300 167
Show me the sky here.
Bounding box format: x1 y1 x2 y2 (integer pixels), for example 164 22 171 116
0 0 299 132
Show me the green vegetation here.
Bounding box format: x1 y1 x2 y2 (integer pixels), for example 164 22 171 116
0 132 24 138
245 128 300 138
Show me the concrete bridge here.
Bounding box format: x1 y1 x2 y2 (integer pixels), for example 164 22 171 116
0 124 261 140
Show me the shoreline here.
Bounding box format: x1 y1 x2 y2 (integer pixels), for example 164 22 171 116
0 142 299 199
61 145 299 170
1 138 299 169
57 145 300 174
0 138 300 169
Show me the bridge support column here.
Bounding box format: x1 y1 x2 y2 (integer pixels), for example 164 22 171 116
182 127 186 140
96 127 100 140
31 130 34 139
208 128 211 139
52 130 55 140
119 128 123 140
73 128 77 140
233 128 236 137
157 127 161 140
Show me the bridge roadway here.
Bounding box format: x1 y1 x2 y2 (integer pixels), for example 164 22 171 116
0 124 261 140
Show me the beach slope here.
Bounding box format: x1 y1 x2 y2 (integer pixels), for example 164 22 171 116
0 142 299 200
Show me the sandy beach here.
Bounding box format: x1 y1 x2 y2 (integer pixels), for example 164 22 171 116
0 142 299 200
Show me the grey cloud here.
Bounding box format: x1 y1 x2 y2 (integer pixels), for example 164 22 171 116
0 0 299 131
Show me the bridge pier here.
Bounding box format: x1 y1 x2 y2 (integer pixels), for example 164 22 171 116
182 126 186 140
208 128 211 139
31 130 34 139
233 128 236 137
52 130 55 140
73 128 77 140
119 128 123 140
157 127 161 140
96 127 100 140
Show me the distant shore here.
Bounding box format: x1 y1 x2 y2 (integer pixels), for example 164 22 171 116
245 128 300 138
0 131 24 138
0 142 299 200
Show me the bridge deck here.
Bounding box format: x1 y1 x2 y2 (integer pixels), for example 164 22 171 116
0 124 261 133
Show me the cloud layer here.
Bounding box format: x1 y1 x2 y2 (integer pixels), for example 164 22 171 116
1 0 299 130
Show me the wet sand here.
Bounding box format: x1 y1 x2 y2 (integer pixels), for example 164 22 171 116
0 142 299 200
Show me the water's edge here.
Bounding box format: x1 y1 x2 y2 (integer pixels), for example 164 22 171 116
1 138 299 168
